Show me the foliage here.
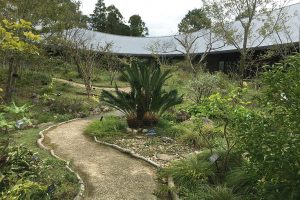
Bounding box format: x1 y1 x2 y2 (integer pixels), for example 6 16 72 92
203 0 289 78
105 5 129 35
84 116 126 140
101 61 183 128
90 0 147 36
0 18 41 102
0 19 40 53
178 8 211 33
0 102 32 133
187 89 251 178
0 145 48 199
183 185 241 200
128 15 148 37
100 48 127 85
90 0 107 32
17 71 52 87
179 122 215 149
46 95 96 116
1 180 47 200
0 0 87 33
185 72 221 103
12 128 79 199
161 151 214 190
155 118 191 138
233 54 300 199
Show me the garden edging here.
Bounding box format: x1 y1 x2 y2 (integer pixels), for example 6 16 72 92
37 118 85 200
93 136 180 200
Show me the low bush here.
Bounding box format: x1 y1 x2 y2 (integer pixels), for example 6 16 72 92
48 96 96 116
155 118 191 138
185 72 220 103
84 116 126 140
183 185 241 200
0 146 48 199
161 150 243 198
161 151 215 190
17 71 52 87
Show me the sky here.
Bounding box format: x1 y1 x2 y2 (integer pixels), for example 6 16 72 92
80 0 300 37
80 0 201 36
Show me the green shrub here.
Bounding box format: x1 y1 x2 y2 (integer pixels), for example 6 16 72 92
1 180 48 200
161 151 215 190
162 149 243 188
225 167 258 196
185 72 221 103
101 60 183 128
155 119 191 138
84 116 126 140
49 96 95 115
0 146 48 199
17 71 52 87
183 185 241 200
233 54 300 199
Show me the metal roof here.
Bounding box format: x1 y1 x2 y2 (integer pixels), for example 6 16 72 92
67 3 300 56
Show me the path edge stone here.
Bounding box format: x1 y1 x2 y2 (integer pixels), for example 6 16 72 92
93 136 180 200
37 118 85 200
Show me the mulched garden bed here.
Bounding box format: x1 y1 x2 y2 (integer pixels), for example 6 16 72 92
100 133 199 167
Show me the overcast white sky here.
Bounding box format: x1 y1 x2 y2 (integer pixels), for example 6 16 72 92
80 0 300 36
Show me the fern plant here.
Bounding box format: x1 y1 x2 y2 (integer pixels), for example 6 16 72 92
101 61 183 128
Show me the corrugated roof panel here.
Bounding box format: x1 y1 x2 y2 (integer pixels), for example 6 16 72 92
67 3 300 56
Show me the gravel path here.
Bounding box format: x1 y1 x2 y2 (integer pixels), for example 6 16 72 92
53 78 131 93
43 115 157 200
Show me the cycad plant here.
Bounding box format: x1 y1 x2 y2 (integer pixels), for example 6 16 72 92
101 61 183 128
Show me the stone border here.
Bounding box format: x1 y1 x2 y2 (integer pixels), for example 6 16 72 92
37 118 85 200
93 136 180 200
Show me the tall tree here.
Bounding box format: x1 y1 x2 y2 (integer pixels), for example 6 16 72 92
178 8 211 33
0 19 40 102
105 5 130 35
90 0 107 31
0 0 87 34
128 15 148 37
203 0 290 79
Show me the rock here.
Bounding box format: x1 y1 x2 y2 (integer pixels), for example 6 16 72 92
161 137 173 143
101 106 110 112
75 112 86 118
93 107 101 114
133 129 138 134
126 128 132 133
176 111 191 122
142 129 148 133
156 154 177 161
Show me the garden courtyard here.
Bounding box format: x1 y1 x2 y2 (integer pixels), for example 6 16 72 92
1 0 300 200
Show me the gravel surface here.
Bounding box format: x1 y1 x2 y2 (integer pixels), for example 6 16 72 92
44 117 157 200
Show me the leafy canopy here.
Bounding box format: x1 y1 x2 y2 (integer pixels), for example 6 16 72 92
178 8 211 33
0 19 40 54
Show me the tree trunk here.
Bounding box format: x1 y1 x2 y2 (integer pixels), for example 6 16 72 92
4 59 18 103
74 58 83 78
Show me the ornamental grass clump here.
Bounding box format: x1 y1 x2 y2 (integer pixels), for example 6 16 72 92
101 61 183 128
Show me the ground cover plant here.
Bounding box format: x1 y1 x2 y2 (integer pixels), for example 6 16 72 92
0 103 79 199
160 54 300 199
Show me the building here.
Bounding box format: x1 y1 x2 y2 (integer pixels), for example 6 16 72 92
65 3 300 74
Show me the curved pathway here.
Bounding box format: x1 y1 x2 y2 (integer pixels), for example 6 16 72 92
53 78 131 93
43 114 157 200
